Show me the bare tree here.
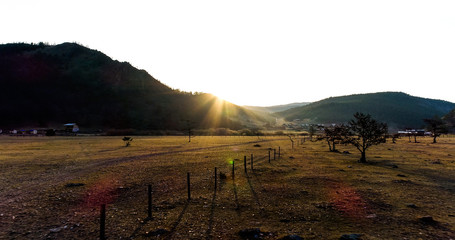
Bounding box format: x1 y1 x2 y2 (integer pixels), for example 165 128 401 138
186 120 196 142
122 137 133 147
288 135 294 149
424 116 448 143
320 124 349 152
308 125 316 141
346 113 388 163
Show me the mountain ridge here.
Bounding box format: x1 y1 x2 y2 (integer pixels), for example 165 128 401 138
277 92 455 129
0 42 266 130
2 42 454 132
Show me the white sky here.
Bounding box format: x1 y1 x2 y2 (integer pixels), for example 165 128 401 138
2 0 455 106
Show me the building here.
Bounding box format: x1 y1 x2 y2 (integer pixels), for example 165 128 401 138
63 123 79 133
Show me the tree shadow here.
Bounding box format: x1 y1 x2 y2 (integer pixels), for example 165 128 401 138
369 158 455 193
129 216 152 238
251 170 265 194
164 200 190 239
246 174 262 209
232 178 240 212
206 187 217 239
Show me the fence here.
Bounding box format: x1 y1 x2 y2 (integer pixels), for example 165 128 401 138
98 146 285 239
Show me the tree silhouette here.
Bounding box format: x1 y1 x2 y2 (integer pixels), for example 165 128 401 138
346 113 388 163
186 120 196 142
308 125 316 141
320 124 349 152
122 137 133 147
424 116 448 143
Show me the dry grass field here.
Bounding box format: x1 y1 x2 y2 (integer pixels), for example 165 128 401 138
1 135 455 239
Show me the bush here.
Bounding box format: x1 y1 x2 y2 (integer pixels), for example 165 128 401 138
45 129 56 136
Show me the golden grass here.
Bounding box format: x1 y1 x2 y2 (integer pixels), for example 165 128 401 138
1 135 455 239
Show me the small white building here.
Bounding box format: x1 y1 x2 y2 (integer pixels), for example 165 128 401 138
64 123 79 133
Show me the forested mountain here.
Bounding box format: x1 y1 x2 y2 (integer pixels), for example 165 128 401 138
0 42 265 130
443 108 455 132
277 92 455 129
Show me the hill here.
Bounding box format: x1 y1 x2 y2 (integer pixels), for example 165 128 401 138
0 42 265 131
244 102 310 113
277 92 455 130
443 108 455 132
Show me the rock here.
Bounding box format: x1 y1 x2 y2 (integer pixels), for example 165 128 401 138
279 219 291 223
279 235 304 240
406 203 418 208
239 228 263 239
289 156 295 159
432 159 442 164
49 227 61 233
392 179 411 184
419 216 437 224
347 165 352 168
340 234 362 240
343 151 351 154
254 144 261 147
397 174 406 177
300 190 309 195
366 214 377 218
147 228 169 236
65 183 85 187
219 172 227 180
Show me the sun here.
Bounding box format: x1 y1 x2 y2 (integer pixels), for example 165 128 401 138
210 91 246 106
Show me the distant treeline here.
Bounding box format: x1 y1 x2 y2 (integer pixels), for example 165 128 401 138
103 128 288 136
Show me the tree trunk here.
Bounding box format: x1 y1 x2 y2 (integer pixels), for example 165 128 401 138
359 151 366 163
433 135 437 143
333 142 336 152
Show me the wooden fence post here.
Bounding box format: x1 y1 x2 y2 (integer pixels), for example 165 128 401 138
100 204 106 240
244 156 247 174
278 147 281 158
274 149 276 160
268 150 271 163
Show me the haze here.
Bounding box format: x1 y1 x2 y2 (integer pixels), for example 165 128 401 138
2 0 454 106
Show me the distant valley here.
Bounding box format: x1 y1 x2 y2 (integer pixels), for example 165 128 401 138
244 102 310 113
